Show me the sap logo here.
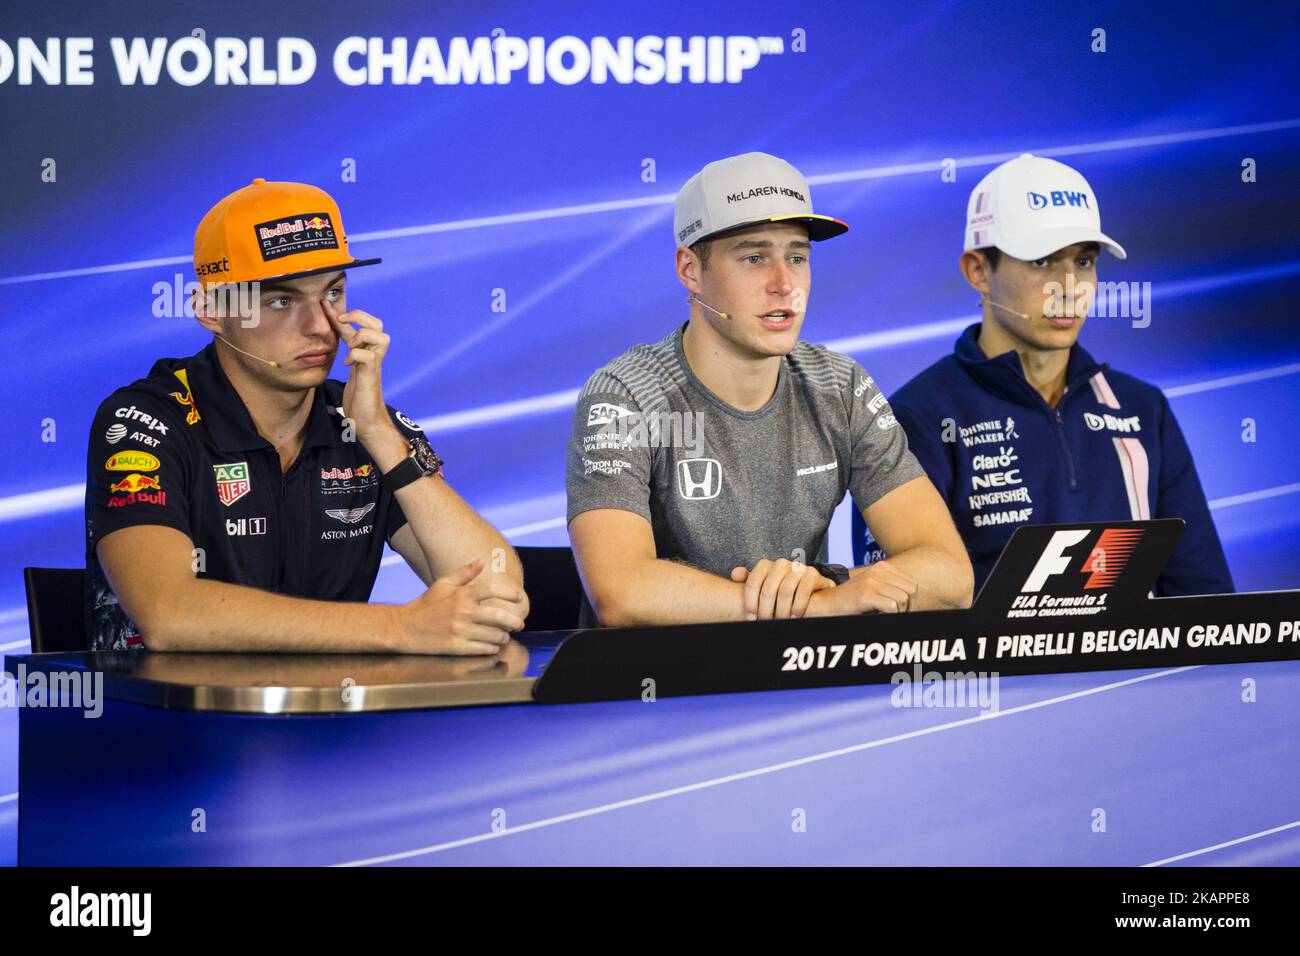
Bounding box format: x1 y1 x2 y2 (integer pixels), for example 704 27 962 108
677 458 722 500
1026 190 1091 210
866 392 888 414
587 402 633 427
225 517 267 536
971 469 1021 489
1084 412 1141 433
1021 527 1145 592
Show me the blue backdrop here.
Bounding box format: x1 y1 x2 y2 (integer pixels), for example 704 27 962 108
1 0 1298 864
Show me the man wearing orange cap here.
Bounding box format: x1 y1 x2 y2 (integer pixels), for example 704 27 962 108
85 179 529 653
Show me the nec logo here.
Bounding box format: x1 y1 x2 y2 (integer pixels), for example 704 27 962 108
1021 528 1145 592
1026 190 1091 210
677 458 722 500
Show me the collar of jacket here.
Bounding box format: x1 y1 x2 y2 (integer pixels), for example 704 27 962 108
952 322 1108 408
164 341 342 455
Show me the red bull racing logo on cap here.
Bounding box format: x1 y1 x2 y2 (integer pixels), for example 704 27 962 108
255 211 340 262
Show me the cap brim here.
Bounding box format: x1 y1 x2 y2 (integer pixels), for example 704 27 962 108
259 257 384 284
695 213 849 245
999 228 1126 261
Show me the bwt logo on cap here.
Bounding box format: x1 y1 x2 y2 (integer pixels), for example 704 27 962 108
1026 190 1092 211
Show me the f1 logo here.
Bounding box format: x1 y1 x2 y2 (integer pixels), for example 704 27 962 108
1021 529 1089 592
1022 527 1145 592
677 458 722 500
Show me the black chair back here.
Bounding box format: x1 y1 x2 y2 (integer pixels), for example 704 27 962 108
23 567 88 653
515 546 583 631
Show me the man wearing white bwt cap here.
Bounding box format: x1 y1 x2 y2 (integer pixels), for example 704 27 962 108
852 154 1233 596
567 151 972 627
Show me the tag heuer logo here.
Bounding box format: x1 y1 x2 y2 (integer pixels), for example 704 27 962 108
213 461 251 507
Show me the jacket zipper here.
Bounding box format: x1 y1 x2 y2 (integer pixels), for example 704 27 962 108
1051 406 1078 490
274 462 287 592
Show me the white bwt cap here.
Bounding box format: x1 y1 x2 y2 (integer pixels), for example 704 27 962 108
965 153 1126 261
674 152 848 248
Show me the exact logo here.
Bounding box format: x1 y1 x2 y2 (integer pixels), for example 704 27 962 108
1021 527 1145 593
676 458 722 500
213 461 252 507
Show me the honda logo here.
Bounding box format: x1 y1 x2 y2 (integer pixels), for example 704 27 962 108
677 458 722 500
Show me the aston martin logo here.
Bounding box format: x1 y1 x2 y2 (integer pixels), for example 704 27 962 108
324 503 375 525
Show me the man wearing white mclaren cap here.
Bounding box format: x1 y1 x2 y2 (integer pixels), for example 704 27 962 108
852 154 1233 596
566 152 973 627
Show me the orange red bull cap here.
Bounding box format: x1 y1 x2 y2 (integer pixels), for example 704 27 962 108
193 178 381 288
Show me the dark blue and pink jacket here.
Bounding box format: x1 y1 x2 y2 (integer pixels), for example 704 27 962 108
851 323 1233 596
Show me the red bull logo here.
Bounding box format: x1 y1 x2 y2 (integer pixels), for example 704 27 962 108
354 464 373 477
108 490 166 508
305 216 329 230
109 473 161 494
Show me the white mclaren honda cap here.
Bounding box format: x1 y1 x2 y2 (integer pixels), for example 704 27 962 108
674 151 848 248
965 153 1126 261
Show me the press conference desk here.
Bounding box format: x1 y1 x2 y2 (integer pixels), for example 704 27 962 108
10 625 1300 866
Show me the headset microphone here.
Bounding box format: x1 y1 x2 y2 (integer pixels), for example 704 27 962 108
687 293 730 320
215 335 281 368
983 296 1030 321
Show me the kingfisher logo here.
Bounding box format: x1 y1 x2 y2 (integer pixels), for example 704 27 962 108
1021 527 1145 593
1026 190 1091 211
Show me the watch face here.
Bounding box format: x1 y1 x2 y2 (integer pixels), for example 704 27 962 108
411 437 442 475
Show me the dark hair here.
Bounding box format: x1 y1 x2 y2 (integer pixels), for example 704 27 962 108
978 246 1001 271
690 237 713 271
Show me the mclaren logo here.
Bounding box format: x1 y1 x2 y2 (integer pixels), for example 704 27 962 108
676 458 722 500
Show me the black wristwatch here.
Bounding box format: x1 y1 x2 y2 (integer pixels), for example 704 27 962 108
380 436 443 493
813 562 851 586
